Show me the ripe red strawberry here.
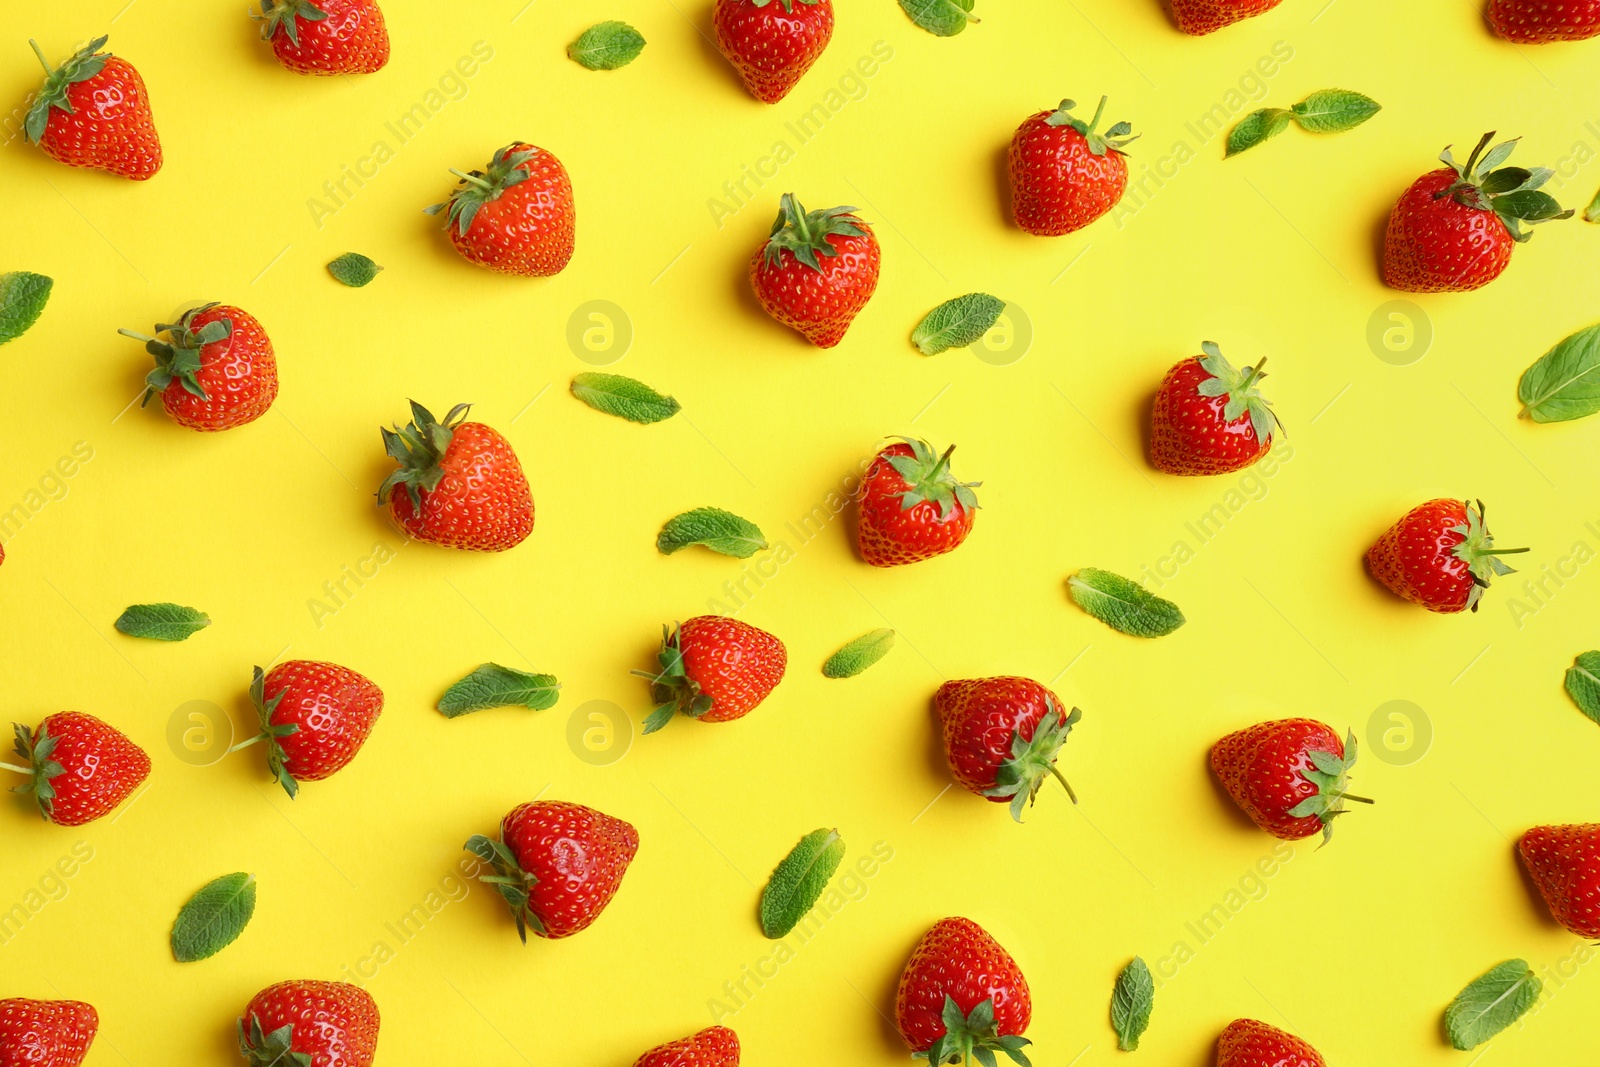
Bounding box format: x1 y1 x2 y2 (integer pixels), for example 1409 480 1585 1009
1518 823 1600 938
856 439 980 567
1210 719 1371 844
714 0 832 104
1383 132 1571 292
1151 342 1278 476
253 0 390 75
25 36 161 180
0 998 97 1067
1488 0 1600 41
634 1026 740 1067
749 194 879 347
238 981 378 1067
5 713 150 826
635 616 787 733
235 660 384 799
1216 1019 1325 1067
1366 498 1526 613
118 303 278 431
1168 0 1283 34
1009 97 1137 236
936 676 1081 821
467 800 639 942
427 143 575 277
378 401 533 552
895 917 1032 1066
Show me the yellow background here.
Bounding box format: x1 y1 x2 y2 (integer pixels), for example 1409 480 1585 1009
3 0 1599 1063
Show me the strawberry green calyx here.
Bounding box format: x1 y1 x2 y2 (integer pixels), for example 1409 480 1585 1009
25 36 109 145
1437 131 1573 243
887 437 981 520
1044 96 1138 157
119 303 232 407
983 701 1082 822
251 0 330 45
227 666 304 799
239 1015 312 1067
465 833 546 943
761 193 868 272
1450 499 1529 612
6 722 64 820
425 144 540 238
377 400 471 510
631 623 713 734
917 996 1033 1067
1286 730 1373 846
1197 341 1279 445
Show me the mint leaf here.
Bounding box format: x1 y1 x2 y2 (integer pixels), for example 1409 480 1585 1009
1564 651 1600 726
326 252 383 287
1290 89 1381 133
657 507 767 558
1518 322 1600 423
1226 108 1292 157
898 0 978 36
1067 568 1184 638
171 872 256 963
571 372 680 424
0 272 53 345
912 293 1005 355
823 629 895 678
1111 956 1154 1052
1586 184 1599 223
438 664 560 718
567 21 645 69
759 828 845 938
1444 959 1542 1051
114 603 211 642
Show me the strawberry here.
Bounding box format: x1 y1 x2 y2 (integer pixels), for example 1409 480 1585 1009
1488 0 1600 41
935 676 1081 821
1210 719 1371 844
1008 97 1137 236
1383 132 1572 293
427 143 575 277
749 194 879 348
5 713 149 826
466 800 639 942
1366 498 1526 613
634 1026 740 1067
1216 1019 1325 1067
856 438 980 567
635 616 787 734
713 0 832 104
0 998 97 1067
25 36 161 180
1150 342 1278 476
118 303 278 432
253 0 390 75
1518 823 1600 938
234 660 384 799
378 401 534 552
1168 0 1283 34
238 981 378 1067
895 917 1032 1066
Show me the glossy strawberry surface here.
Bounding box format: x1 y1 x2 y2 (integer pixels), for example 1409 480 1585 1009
388 421 533 551
1488 0 1600 40
857 442 977 566
154 304 278 431
262 0 390 74
749 219 879 347
445 143 575 277
1216 1018 1326 1067
1169 0 1283 34
239 981 378 1067
17 712 150 827
35 55 161 179
0 998 97 1067
936 676 1071 802
1210 719 1355 840
633 1026 741 1067
500 800 640 939
262 660 383 782
1519 823 1600 938
895 917 1031 1056
1150 355 1271 476
1008 110 1128 235
714 0 833 103
1383 169 1513 292
677 615 787 723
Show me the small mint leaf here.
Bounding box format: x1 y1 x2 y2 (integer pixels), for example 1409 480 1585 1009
897 0 978 36
326 253 383 287
1444 959 1542 1050
657 507 767 558
567 21 645 69
1517 321 1600 423
1067 568 1185 638
1290 89 1381 134
570 372 680 424
759 829 845 938
1111 956 1154 1052
912 293 1005 355
438 664 560 717
172 872 256 962
1586 185 1600 223
115 603 211 642
0 272 53 345
823 629 895 678
1564 651 1600 726
1225 108 1292 157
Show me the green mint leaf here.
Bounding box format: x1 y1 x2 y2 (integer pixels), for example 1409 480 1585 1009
1517 322 1600 423
912 293 1005 355
657 507 767 558
897 0 978 36
1586 184 1600 223
326 252 383 287
759 828 845 938
567 20 646 69
1564 651 1600 726
1290 89 1381 134
171 872 256 963
1067 568 1185 638
1444 959 1542 1051
823 628 895 678
438 664 561 718
1111 956 1154 1052
1226 108 1293 157
0 271 53 345
571 372 681 424
114 603 211 642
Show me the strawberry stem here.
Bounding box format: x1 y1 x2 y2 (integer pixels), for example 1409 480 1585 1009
449 168 495 193
28 39 52 76
1087 94 1108 133
1047 764 1078 805
1238 357 1268 391
227 734 268 754
1480 547 1530 556
0 760 30 775
1336 792 1375 805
